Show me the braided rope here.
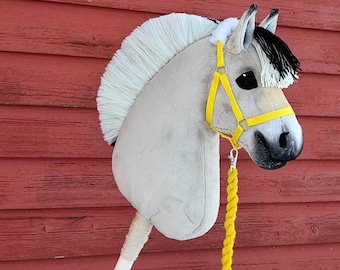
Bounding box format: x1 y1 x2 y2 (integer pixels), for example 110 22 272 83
222 151 239 270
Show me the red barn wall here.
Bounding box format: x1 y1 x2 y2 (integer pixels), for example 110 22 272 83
0 0 339 269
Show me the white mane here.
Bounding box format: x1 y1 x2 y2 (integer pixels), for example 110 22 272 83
97 13 217 144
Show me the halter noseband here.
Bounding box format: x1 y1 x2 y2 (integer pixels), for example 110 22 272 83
206 40 295 149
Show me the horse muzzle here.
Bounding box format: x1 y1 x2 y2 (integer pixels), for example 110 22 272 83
252 130 303 170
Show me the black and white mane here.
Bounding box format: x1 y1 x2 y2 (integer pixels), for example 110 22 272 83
254 26 301 80
252 27 301 88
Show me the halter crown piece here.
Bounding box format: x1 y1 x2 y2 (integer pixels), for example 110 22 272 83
206 41 296 270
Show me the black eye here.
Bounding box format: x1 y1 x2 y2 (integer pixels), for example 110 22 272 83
236 71 258 90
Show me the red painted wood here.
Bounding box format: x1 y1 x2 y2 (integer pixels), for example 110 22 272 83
1 52 339 117
0 52 107 108
1 243 340 270
0 203 339 262
0 0 157 59
0 0 339 75
275 26 340 75
41 0 340 32
0 106 111 159
0 1 338 269
231 159 340 204
1 159 339 210
285 73 340 117
1 106 337 160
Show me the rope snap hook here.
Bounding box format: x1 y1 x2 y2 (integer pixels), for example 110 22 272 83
229 149 239 170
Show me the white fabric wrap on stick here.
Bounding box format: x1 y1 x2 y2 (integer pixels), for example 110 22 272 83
115 212 153 270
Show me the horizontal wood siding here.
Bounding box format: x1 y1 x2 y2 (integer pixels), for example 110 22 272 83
3 244 340 270
1 204 340 260
1 159 339 210
0 0 339 269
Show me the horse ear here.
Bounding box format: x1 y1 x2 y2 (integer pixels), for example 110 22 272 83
226 4 257 54
259 9 279 34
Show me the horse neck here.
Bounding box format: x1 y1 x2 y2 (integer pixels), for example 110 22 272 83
151 36 216 125
112 37 222 241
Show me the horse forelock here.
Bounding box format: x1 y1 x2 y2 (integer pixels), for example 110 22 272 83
252 27 301 89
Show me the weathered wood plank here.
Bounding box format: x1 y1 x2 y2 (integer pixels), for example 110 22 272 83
275 27 340 75
0 203 339 261
231 243 340 270
0 106 111 159
0 0 156 59
0 158 122 210
0 0 339 75
0 208 134 261
0 159 339 210
40 0 340 32
1 106 338 160
233 159 340 204
1 52 339 117
0 52 106 108
285 73 340 117
1 243 340 270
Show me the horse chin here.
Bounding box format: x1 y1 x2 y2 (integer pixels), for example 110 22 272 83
252 155 287 170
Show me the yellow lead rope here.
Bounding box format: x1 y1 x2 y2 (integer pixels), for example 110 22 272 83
222 149 239 270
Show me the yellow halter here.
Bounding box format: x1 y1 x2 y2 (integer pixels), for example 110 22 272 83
206 40 295 149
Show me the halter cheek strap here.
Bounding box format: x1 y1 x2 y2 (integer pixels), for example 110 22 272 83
206 40 295 149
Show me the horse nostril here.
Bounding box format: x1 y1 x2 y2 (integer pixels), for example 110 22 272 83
279 132 289 148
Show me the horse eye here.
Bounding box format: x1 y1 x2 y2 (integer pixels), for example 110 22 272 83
236 71 258 90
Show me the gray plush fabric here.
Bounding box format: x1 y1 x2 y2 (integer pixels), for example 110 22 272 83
113 38 220 240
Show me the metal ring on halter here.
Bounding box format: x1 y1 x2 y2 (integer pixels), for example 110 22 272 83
216 65 227 74
229 149 239 170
